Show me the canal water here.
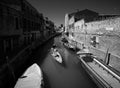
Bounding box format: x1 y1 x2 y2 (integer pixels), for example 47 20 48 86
37 36 98 88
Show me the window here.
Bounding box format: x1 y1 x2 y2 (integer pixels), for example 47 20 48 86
0 5 3 16
15 17 19 30
0 5 3 30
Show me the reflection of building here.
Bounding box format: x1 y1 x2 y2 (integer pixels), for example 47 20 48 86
65 9 120 72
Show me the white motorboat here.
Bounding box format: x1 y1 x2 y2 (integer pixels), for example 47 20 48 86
51 48 62 63
14 63 44 88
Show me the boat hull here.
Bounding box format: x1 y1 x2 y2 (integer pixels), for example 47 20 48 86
14 63 43 88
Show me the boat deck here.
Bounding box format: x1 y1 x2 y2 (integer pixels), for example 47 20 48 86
87 60 120 88
77 51 120 88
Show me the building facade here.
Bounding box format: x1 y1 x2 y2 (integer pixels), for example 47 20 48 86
0 2 22 59
21 0 45 44
65 9 120 72
0 0 55 65
43 17 55 39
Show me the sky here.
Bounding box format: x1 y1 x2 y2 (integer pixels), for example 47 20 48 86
27 0 120 27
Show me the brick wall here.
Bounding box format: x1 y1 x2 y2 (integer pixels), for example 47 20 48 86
85 17 120 56
73 16 120 72
86 17 120 72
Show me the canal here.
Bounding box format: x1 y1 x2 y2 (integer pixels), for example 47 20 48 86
34 36 98 88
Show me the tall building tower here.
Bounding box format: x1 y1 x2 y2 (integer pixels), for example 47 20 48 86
65 13 69 33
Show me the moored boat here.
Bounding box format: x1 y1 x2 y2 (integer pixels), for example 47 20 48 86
14 63 44 88
51 48 62 63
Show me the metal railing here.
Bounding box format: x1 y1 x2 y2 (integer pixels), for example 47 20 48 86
80 58 112 88
94 58 120 82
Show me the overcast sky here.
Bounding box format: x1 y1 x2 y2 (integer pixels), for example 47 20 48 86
27 0 120 27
